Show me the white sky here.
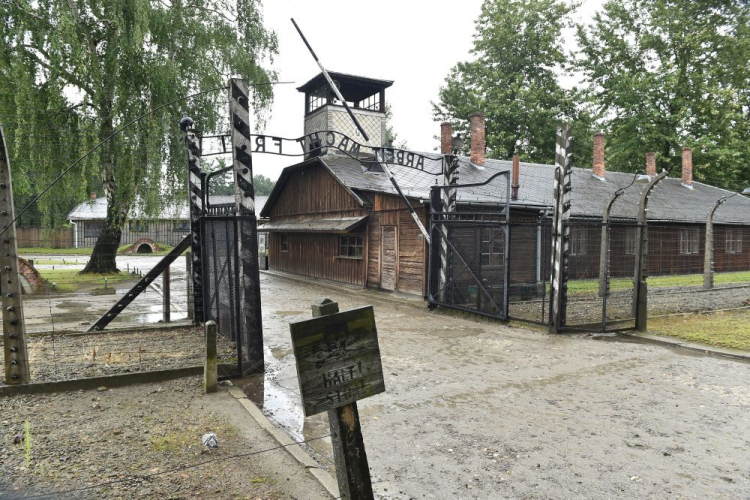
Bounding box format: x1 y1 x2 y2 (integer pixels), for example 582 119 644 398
255 0 605 181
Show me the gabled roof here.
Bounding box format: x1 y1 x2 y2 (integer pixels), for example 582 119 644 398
264 151 750 225
68 195 268 221
260 157 366 218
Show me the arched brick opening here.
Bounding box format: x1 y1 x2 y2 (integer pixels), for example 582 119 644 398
122 238 158 254
18 258 43 294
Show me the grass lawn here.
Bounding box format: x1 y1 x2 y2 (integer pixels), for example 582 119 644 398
26 258 87 266
37 269 136 293
565 270 750 295
20 244 178 257
19 247 92 255
648 310 750 351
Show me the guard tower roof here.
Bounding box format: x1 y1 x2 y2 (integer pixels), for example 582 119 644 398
297 71 393 102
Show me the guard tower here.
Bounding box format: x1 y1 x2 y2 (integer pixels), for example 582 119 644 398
298 71 393 155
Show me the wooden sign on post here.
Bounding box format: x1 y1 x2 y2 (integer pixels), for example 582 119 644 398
290 303 385 417
290 298 383 500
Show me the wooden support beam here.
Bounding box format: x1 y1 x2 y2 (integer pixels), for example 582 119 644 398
311 298 374 500
186 252 194 320
0 126 30 384
162 265 171 323
204 320 217 393
87 236 190 331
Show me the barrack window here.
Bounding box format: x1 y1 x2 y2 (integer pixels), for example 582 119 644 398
726 229 742 254
480 228 504 266
625 228 637 255
570 227 588 256
280 234 289 252
339 235 363 258
680 228 700 254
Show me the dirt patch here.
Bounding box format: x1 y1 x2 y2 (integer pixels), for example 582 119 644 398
0 377 331 498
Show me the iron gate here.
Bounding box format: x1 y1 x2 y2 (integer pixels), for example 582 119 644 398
427 172 510 319
200 179 258 376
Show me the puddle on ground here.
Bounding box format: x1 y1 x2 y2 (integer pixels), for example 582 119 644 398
56 301 92 310
425 326 485 338
271 348 293 360
275 310 303 317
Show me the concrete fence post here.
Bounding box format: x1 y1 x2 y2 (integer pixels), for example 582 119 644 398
204 320 217 393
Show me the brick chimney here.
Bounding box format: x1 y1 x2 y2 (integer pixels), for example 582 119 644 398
440 122 452 155
90 192 97 201
645 152 657 177
592 132 605 180
469 112 486 166
511 155 520 201
681 147 693 187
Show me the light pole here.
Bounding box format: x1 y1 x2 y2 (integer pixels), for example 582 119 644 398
703 187 750 289
633 169 670 332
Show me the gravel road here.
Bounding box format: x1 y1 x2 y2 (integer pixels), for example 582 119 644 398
257 272 750 499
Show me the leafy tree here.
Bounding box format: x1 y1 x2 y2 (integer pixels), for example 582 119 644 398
385 104 407 150
252 174 275 196
433 0 580 164
204 158 274 196
577 0 750 189
1 0 278 272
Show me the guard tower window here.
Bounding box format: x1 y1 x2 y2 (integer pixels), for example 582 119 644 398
308 86 327 114
358 93 380 111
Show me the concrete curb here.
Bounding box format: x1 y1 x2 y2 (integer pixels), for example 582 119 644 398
0 365 203 397
226 385 339 499
621 333 750 363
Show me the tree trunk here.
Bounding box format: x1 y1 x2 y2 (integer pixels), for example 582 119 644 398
81 108 129 274
82 211 124 274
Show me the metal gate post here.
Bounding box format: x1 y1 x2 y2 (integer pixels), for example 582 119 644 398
438 154 459 302
0 126 30 384
180 116 205 324
229 78 264 374
549 124 572 334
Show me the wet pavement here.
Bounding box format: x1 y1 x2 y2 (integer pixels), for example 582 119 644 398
256 272 750 499
21 254 189 333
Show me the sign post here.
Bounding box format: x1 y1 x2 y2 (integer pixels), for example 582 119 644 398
290 298 384 500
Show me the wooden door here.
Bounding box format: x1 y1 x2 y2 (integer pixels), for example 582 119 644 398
381 225 397 291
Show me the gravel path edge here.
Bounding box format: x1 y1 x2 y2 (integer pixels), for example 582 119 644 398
226 384 340 499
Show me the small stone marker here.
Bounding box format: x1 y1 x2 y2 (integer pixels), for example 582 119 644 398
290 298 381 500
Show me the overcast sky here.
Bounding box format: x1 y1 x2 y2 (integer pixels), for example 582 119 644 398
254 0 605 180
